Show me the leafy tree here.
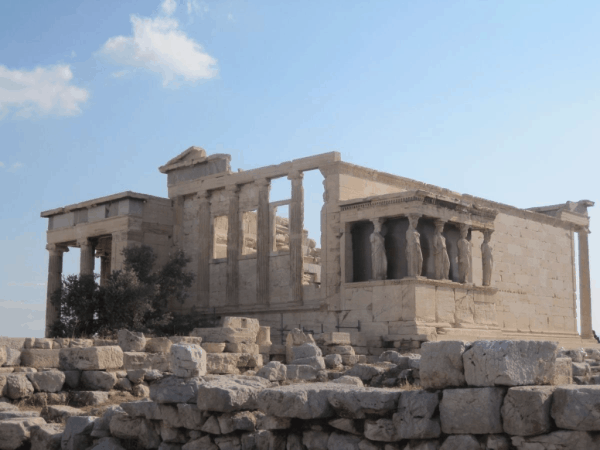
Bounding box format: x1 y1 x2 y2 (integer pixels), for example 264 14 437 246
50 245 194 338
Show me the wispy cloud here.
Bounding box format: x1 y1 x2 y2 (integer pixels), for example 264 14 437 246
0 64 89 119
98 0 218 87
0 162 4 168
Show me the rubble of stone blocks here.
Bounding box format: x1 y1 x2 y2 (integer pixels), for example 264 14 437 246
3 338 600 449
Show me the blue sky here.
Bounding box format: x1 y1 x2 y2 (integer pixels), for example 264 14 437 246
0 0 598 337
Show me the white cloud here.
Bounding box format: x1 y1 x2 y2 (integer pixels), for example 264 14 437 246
9 162 23 172
98 2 217 87
0 162 4 168
186 0 209 16
111 70 129 78
161 0 177 16
0 64 89 119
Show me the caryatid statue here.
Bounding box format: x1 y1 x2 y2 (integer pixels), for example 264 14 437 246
406 214 423 277
457 224 472 283
370 218 387 281
433 219 450 280
481 229 494 286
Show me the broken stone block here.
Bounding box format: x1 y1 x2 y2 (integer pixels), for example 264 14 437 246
364 418 399 442
393 390 441 439
120 400 162 420
0 417 47 450
196 376 271 412
90 405 124 438
511 430 600 450
20 349 61 369
202 343 227 353
552 357 573 385
6 374 34 399
256 361 287 381
150 375 200 404
344 364 386 383
117 329 146 352
63 370 80 389
81 371 118 391
256 430 287 449
257 414 290 431
328 432 361 450
0 346 6 366
42 405 85 423
501 386 555 436
292 343 322 360
420 341 470 389
184 435 218 450
292 356 326 370
127 369 146 385
109 413 161 449
303 430 331 449
192 327 258 344
26 370 65 393
70 391 109 406
61 416 96 450
463 341 558 387
225 343 259 354
551 385 600 430
328 387 401 419
90 437 127 450
132 383 150 398
328 418 362 435
439 435 482 450
331 376 364 387
4 348 21 367
59 346 123 371
200 415 221 434
286 364 318 381
170 336 202 345
145 337 173 353
325 354 343 370
341 355 361 366
256 327 272 345
286 329 316 363
69 339 94 348
324 345 355 356
318 332 351 346
177 403 206 430
30 423 63 450
439 387 505 435
123 351 169 371
223 316 260 333
236 353 263 368
170 344 207 378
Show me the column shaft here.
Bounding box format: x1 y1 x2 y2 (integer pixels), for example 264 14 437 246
578 230 593 338
256 179 271 304
197 191 211 308
288 171 304 303
226 186 240 306
79 239 95 276
100 255 111 286
45 244 68 337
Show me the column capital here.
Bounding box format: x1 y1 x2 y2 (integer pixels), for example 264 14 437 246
197 190 211 201
287 170 304 181
77 238 92 248
255 178 271 189
46 244 69 253
225 184 241 194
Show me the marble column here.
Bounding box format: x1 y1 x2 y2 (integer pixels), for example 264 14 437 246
406 214 423 277
45 244 68 337
78 238 95 276
197 191 212 308
288 171 304 303
270 205 278 252
370 217 387 281
100 253 111 286
481 229 494 287
433 219 450 280
226 185 241 306
578 228 593 339
256 179 271 305
458 224 472 284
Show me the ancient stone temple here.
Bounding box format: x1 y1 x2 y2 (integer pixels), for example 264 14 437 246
41 147 596 351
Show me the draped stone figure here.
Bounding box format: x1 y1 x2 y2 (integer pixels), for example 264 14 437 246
433 219 450 280
457 224 472 283
481 230 494 286
406 214 423 277
370 218 387 281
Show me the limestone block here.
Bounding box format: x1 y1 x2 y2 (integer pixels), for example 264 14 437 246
132 383 150 398
123 352 169 371
145 337 173 353
286 364 318 381
463 341 558 387
393 390 441 439
61 416 96 450
90 437 127 450
286 329 316 363
203 343 227 353
302 430 330 449
117 329 146 352
364 419 399 442
0 346 6 366
324 345 355 356
344 364 386 383
319 332 351 346
325 354 343 369
60 346 123 371
551 385 600 430
26 370 65 393
328 432 361 450
552 357 573 385
196 376 270 412
256 361 287 381
225 343 259 354
222 317 260 333
572 362 591 377
0 417 46 450
331 376 364 387
69 339 94 348
257 414 290 430
90 405 124 439
109 414 160 449
0 411 40 420
43 405 85 423
292 343 322 360
200 415 221 434
70 391 109 406
511 430 600 450
256 327 272 346
6 374 34 400
255 430 286 449
420 341 470 389
342 355 360 366
4 348 21 367
207 353 239 374
177 403 206 430
170 336 203 346
328 418 362 435
292 356 326 370
257 383 355 419
120 400 162 420
236 353 263 368
23 338 34 349
268 344 286 355
192 327 258 344
183 435 218 450
170 344 207 378
81 371 117 391
150 375 201 404
20 349 60 369
501 386 554 436
328 387 401 418
439 387 505 435
485 435 510 450
439 435 481 450
30 423 63 450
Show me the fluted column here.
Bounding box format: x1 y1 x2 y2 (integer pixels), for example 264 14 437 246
288 171 304 303
45 244 68 337
226 185 241 306
100 254 111 286
578 228 593 339
256 179 271 304
78 238 95 276
197 191 212 308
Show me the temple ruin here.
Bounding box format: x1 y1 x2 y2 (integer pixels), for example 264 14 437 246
41 147 595 350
